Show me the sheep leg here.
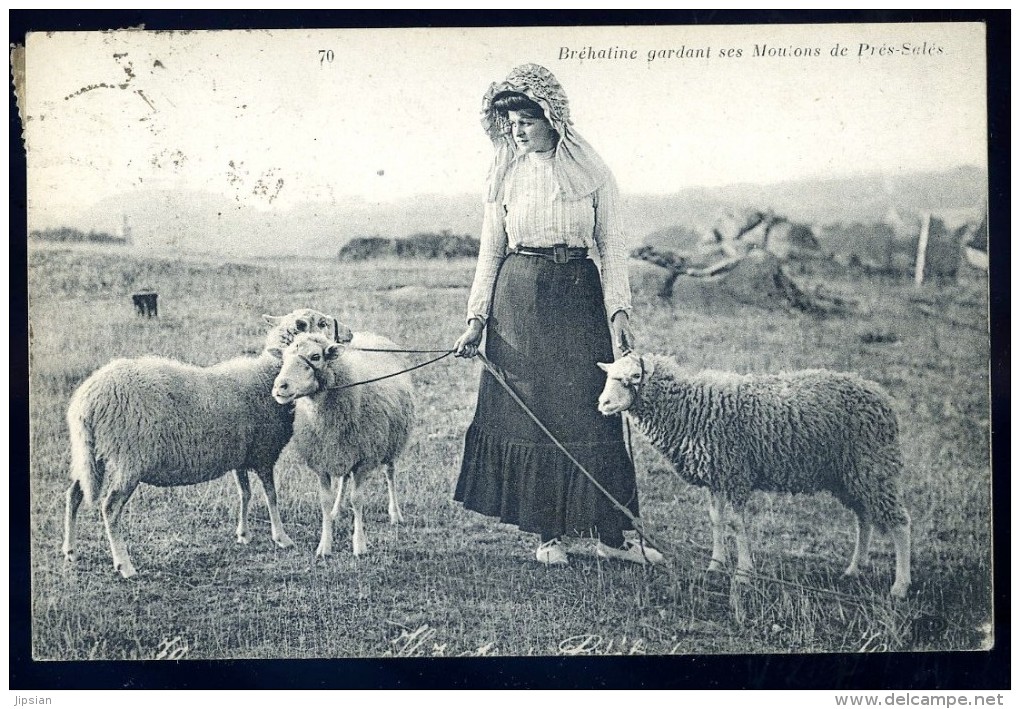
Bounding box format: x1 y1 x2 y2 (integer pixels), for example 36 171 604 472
384 462 404 525
62 480 85 563
101 482 138 579
315 472 335 557
253 468 294 548
843 514 873 577
349 470 368 556
234 470 252 545
707 491 728 572
731 501 753 584
889 514 912 599
329 474 347 521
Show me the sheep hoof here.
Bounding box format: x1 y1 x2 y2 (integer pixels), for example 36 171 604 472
707 560 725 572
236 533 251 545
274 533 295 549
315 545 331 558
64 550 77 563
733 569 752 585
890 582 909 599
389 513 404 525
116 562 138 579
842 565 860 578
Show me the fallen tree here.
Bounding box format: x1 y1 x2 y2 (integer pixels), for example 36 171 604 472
631 245 854 316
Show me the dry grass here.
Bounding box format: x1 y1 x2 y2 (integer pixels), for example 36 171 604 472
27 243 993 660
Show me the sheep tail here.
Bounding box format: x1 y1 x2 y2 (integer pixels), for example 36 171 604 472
67 400 102 506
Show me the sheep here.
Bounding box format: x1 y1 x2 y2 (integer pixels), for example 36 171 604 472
268 332 415 557
263 308 352 350
596 353 911 598
62 309 353 578
263 309 383 517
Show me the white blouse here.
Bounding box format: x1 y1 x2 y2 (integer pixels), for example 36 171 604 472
466 150 632 323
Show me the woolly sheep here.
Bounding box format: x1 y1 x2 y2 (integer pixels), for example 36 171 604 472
263 309 379 518
269 332 415 557
597 353 911 598
263 308 352 350
62 309 353 578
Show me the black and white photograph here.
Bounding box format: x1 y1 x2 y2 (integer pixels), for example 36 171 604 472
14 14 1004 685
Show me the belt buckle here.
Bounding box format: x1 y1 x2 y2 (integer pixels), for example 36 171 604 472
552 244 569 264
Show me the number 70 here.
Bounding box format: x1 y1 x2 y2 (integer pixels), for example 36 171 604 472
319 49 334 65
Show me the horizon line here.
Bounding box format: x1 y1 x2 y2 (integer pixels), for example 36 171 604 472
29 162 988 214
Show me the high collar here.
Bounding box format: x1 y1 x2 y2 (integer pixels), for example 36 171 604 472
527 149 556 162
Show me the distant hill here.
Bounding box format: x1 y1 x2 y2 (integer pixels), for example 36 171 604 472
57 190 483 256
682 165 988 225
31 166 986 257
623 165 987 249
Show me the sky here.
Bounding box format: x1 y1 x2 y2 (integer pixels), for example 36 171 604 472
23 22 987 216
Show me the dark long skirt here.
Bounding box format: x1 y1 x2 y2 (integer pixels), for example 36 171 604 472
454 252 639 541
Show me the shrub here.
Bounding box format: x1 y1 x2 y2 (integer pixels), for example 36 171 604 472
338 231 479 261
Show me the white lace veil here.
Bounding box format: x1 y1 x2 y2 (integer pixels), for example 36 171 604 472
482 63 612 203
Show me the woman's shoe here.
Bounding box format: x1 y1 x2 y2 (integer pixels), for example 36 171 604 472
596 539 665 565
536 538 569 565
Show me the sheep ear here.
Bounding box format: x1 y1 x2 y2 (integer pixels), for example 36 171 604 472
263 314 282 326
267 346 284 360
332 318 354 344
324 343 341 361
596 362 611 373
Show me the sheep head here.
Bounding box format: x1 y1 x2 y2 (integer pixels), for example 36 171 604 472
263 309 353 350
597 353 653 415
270 333 344 404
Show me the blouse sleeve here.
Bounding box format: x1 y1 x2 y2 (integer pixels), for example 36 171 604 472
465 200 508 324
592 174 632 319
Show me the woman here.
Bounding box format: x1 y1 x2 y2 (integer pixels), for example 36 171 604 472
453 63 663 566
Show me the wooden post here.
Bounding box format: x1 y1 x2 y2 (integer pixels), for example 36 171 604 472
914 212 931 287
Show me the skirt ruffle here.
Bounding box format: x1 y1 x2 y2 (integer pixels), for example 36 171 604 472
454 252 639 539
456 423 639 537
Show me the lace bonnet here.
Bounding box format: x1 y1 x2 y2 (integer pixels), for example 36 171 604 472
482 63 611 202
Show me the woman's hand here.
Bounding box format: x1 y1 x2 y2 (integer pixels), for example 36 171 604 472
610 310 635 357
454 319 485 358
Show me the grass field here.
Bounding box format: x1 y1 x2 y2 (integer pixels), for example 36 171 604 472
27 242 993 659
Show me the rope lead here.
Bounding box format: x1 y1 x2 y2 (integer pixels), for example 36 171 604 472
336 344 874 605
475 352 873 605
475 351 665 562
327 349 454 391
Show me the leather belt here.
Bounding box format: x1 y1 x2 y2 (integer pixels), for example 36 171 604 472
514 244 589 264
